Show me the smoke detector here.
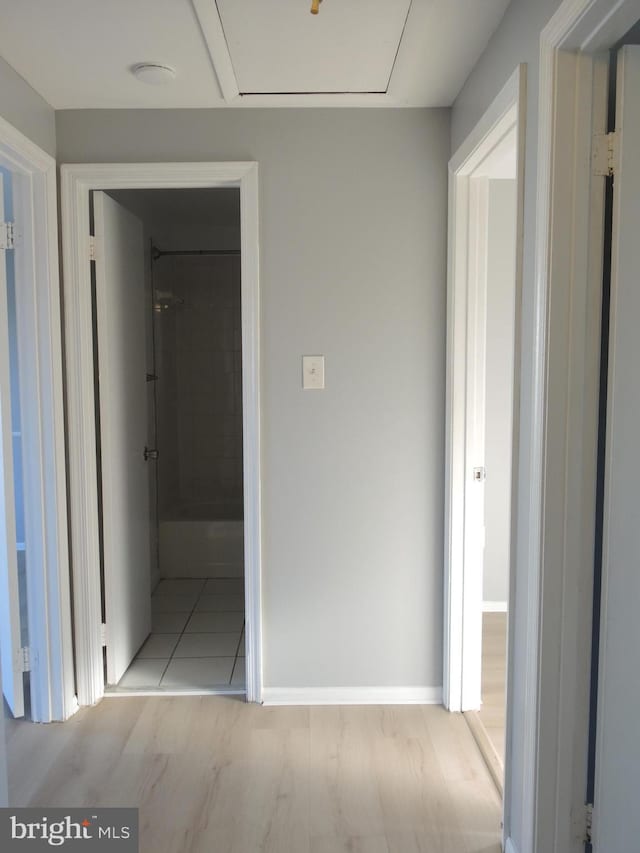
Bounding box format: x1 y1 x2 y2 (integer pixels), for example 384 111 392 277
131 63 177 85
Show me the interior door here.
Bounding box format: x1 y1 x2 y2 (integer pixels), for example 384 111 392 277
592 45 640 853
94 191 151 685
462 176 488 711
0 169 24 717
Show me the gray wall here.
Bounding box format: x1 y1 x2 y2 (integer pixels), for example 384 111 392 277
57 108 450 689
484 179 516 606
451 0 564 848
0 56 55 156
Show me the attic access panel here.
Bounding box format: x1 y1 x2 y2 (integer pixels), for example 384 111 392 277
215 0 412 95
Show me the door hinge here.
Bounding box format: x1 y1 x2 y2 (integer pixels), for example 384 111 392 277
89 235 97 262
593 131 618 177
17 646 31 674
100 623 107 647
0 221 15 250
584 802 594 845
473 466 486 482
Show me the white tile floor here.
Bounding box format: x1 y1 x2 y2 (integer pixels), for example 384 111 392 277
114 578 245 692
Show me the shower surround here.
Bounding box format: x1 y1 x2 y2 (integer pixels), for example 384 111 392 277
153 251 244 579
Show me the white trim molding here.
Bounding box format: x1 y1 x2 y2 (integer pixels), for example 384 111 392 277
444 64 526 715
505 838 520 853
60 161 262 707
261 687 443 706
482 601 508 613
103 687 245 699
526 2 640 853
0 115 74 722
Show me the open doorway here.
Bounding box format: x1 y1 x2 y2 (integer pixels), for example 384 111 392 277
94 188 246 695
0 118 71 726
444 67 525 796
0 165 29 720
61 162 261 708
464 147 517 788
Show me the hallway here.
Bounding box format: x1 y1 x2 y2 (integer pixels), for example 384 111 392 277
6 697 502 853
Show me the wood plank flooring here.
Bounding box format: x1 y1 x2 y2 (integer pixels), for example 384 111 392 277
5 698 502 853
465 612 508 795
478 612 507 764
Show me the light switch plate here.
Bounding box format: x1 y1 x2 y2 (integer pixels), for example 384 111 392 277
302 355 325 390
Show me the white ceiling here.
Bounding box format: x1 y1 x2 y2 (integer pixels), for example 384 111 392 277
0 0 512 109
216 0 411 94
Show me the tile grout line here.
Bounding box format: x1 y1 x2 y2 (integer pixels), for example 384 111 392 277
157 578 207 686
229 620 245 686
154 577 245 688
128 577 246 690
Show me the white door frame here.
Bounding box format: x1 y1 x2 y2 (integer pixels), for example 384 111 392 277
444 66 526 717
0 656 6 804
61 162 262 707
489 2 640 853
0 116 74 723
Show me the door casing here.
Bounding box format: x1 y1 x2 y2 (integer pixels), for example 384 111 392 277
61 162 262 706
0 116 73 723
445 67 525 716
497 2 640 852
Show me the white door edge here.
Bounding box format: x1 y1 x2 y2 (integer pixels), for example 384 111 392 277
444 64 526 848
0 115 73 723
0 167 24 719
444 68 524 709
520 1 640 851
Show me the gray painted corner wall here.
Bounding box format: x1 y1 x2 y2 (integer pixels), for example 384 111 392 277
0 56 55 156
451 0 564 847
484 179 517 605
56 108 450 689
451 0 564 153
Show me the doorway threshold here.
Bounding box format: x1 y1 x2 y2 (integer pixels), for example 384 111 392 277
103 686 246 698
465 710 503 796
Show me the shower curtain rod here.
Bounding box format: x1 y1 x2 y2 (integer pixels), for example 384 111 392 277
151 246 241 261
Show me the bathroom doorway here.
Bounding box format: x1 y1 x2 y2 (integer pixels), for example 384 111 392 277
61 161 262 708
95 187 246 695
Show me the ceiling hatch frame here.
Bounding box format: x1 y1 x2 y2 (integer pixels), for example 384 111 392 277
191 0 413 105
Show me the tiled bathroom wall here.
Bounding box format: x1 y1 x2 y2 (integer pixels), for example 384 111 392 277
154 253 243 520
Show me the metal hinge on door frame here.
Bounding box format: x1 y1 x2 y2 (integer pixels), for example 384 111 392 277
17 646 31 674
100 623 107 647
0 220 15 250
593 131 619 177
584 802 594 845
89 234 97 262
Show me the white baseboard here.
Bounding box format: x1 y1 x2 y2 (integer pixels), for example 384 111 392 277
505 838 519 853
483 600 508 612
261 686 443 706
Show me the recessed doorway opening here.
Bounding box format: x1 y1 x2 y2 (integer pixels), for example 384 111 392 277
61 162 262 708
444 67 525 798
94 188 246 695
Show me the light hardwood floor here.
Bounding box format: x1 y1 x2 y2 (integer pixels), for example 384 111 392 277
5 697 502 853
465 612 507 796
478 612 507 765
